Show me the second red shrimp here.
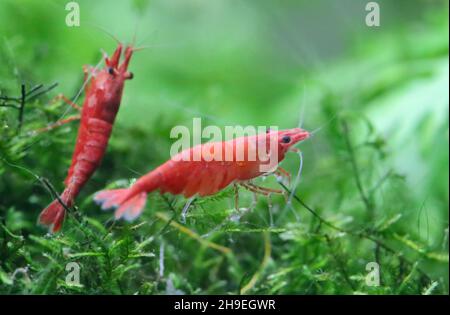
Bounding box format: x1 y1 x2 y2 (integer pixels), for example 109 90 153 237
95 128 310 221
39 44 135 232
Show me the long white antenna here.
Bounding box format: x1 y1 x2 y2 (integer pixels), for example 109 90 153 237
297 82 307 128
288 150 303 207
58 56 104 121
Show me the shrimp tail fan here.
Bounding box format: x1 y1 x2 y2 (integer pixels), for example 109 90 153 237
39 188 73 233
94 188 147 221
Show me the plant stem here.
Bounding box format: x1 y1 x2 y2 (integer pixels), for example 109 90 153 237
341 120 375 219
18 84 26 131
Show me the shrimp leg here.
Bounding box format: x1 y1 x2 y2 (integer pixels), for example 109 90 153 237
247 182 283 195
50 93 82 112
180 197 195 224
240 182 268 195
234 183 240 212
241 182 288 203
30 94 81 135
275 167 291 185
32 114 81 134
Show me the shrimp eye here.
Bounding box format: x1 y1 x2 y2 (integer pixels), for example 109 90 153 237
281 135 291 143
108 67 114 75
128 72 134 79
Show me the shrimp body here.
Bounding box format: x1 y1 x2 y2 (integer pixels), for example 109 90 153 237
39 44 134 232
95 128 309 221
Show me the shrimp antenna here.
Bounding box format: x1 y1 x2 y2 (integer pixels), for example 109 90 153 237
135 29 161 49
297 82 307 128
297 103 306 129
86 22 121 45
131 45 157 52
309 113 338 136
132 42 186 52
58 56 104 121
131 19 141 47
284 150 304 222
291 150 304 197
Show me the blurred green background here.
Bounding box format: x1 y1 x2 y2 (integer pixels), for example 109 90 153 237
0 0 448 294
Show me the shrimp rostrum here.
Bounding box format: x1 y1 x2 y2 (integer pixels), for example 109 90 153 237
95 128 310 221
